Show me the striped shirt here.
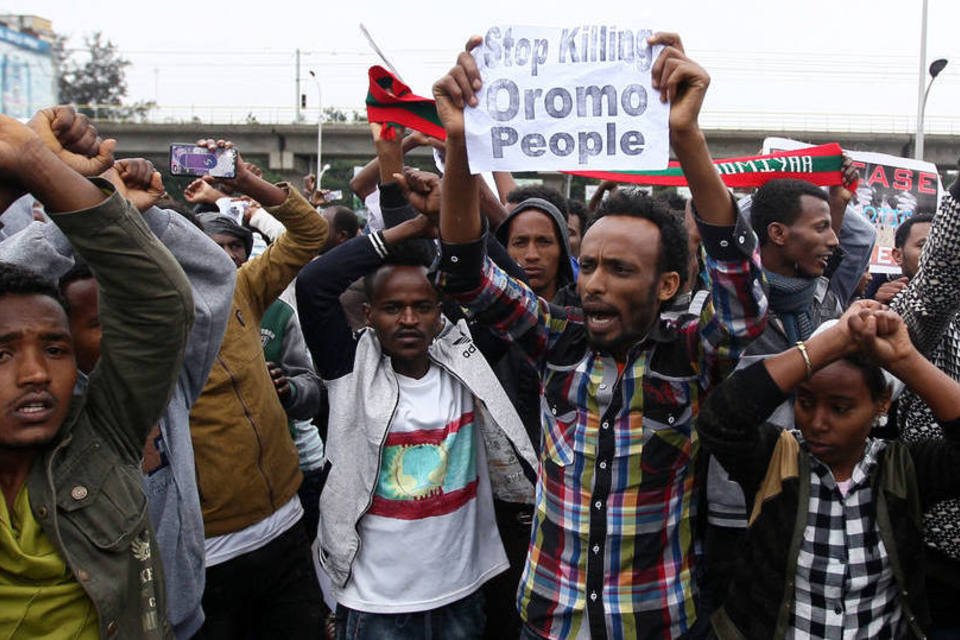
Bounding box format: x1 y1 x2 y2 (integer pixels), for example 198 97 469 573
438 213 767 639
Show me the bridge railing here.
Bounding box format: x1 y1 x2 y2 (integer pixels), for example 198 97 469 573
72 103 960 136
73 104 360 126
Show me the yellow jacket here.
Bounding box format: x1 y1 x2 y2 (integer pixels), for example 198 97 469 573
189 185 327 536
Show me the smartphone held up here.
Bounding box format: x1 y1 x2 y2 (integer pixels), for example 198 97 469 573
170 143 238 179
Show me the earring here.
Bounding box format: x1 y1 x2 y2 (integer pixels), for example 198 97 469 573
874 415 888 428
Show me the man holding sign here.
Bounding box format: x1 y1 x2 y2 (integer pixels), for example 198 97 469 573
435 31 766 640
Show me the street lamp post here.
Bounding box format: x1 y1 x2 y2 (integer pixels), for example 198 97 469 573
318 163 331 190
916 58 949 160
309 70 323 172
915 0 929 160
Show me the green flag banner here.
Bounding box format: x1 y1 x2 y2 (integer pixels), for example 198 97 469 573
568 143 849 188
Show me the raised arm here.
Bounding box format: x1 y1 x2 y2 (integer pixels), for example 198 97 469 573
478 176 509 230
183 177 226 208
435 35 484 245
348 158 380 201
246 203 286 243
296 215 434 380
369 125 437 235
827 201 877 307
696 354 791 506
843 302 960 508
827 154 858 238
848 307 960 422
433 36 570 365
890 181 960 355
756 299 960 424
10 117 110 213
649 32 733 225
8 116 194 458
101 158 165 213
141 206 235 406
1 155 232 413
195 139 287 209
196 139 328 316
0 105 115 218
107 157 236 406
701 304 870 502
819 155 876 306
349 130 443 201
646 35 766 382
587 180 618 214
28 106 116 179
0 114 109 274
492 171 518 205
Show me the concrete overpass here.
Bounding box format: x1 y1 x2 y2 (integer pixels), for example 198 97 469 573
94 121 960 186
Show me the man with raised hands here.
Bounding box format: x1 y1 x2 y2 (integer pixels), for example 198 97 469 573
0 154 237 639
187 140 328 640
433 33 767 639
0 109 193 638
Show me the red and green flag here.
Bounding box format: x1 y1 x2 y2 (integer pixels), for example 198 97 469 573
568 143 852 189
366 66 446 141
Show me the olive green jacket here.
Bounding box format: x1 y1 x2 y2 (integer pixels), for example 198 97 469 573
24 183 194 639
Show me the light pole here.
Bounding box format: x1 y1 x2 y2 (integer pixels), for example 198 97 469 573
308 70 323 173
915 0 929 160
318 163 331 190
916 58 949 160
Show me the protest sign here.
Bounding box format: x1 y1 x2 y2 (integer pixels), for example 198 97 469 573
463 25 669 174
764 137 942 273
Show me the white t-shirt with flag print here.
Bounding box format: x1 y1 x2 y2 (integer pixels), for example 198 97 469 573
335 364 508 613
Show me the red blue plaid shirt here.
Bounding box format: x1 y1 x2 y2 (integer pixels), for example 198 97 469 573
438 213 767 639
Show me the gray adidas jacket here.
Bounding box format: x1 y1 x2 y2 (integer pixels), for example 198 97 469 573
296 232 538 588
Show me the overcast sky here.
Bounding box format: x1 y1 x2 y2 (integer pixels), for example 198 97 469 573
10 0 960 133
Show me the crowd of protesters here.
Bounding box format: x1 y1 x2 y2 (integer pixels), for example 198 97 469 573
1 30 960 640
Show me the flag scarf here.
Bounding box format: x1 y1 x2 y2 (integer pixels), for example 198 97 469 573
568 144 849 188
366 66 446 141
364 66 849 189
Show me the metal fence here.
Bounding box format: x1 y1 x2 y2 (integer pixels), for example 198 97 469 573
72 103 960 136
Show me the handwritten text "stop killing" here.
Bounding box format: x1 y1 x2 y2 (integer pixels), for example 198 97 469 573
483 26 655 77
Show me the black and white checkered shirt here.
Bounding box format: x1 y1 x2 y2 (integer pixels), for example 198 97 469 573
788 434 903 639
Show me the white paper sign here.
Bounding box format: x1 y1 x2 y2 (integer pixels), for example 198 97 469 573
464 25 669 174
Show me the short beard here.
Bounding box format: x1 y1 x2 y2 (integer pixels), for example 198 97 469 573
585 280 661 358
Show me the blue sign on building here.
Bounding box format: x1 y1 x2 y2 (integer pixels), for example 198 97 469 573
0 24 55 118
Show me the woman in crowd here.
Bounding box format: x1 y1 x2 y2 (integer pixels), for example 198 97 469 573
699 300 960 639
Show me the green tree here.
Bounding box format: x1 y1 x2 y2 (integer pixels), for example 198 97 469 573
321 107 367 123
57 32 155 121
322 106 348 122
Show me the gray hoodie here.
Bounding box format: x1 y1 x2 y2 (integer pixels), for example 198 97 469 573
494 197 576 298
